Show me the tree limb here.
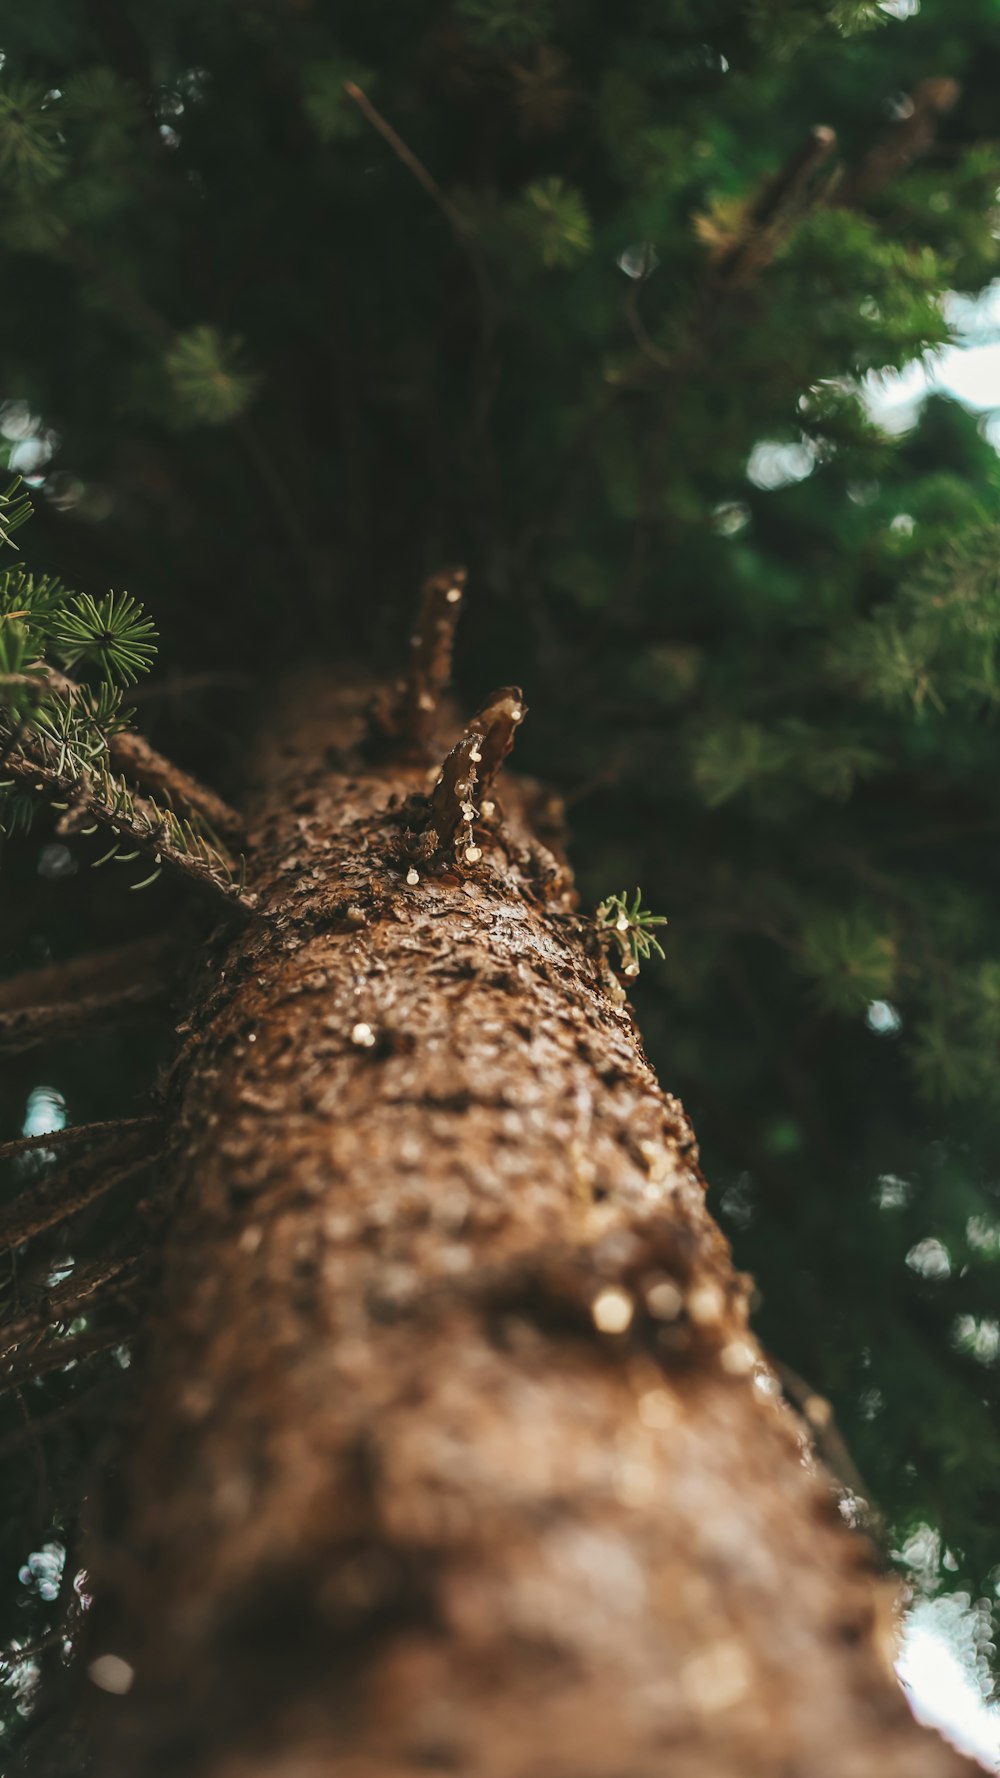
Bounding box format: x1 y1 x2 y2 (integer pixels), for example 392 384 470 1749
0 934 175 1056
834 78 960 210
0 1151 155 1259
108 730 245 840
0 1117 160 1170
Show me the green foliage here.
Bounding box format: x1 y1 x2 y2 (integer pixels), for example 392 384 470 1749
456 0 556 49
302 59 377 141
0 476 32 549
833 524 1000 710
798 907 897 1015
0 503 156 839
49 590 158 686
0 80 64 188
163 326 258 427
597 889 668 976
513 176 591 268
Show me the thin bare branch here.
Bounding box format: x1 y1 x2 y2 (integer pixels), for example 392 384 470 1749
0 985 166 1057
343 82 498 358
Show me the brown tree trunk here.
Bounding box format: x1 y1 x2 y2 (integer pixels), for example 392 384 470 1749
84 673 970 1778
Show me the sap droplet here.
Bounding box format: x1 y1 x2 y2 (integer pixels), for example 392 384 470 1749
88 1654 135 1696
592 1287 634 1334
719 1340 755 1376
446 585 462 603
351 1022 376 1048
646 1279 683 1321
465 845 482 863
406 868 419 886
688 1283 725 1327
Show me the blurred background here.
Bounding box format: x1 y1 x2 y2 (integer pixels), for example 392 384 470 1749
3 0 1000 1763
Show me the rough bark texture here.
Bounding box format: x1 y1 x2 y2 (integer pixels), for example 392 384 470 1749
86 675 971 1778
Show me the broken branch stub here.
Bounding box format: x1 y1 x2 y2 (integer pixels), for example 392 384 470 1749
422 685 527 861
373 565 467 755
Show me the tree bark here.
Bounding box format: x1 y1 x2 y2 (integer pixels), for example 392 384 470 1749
85 673 971 1778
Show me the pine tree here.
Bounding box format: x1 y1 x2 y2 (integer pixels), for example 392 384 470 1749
1 0 1000 1769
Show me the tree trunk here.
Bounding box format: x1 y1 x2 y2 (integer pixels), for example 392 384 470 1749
85 673 970 1778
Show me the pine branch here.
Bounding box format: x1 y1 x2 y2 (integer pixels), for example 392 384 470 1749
0 1151 154 1259
0 984 165 1057
0 1249 142 1363
0 745 254 916
834 78 960 209
0 1116 160 1169
108 729 244 839
0 1325 131 1397
0 1377 116 1459
0 934 174 1056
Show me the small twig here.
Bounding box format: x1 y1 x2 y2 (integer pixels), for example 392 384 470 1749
343 81 499 369
0 1250 142 1361
623 268 675 372
0 933 174 1015
426 731 483 854
343 80 471 239
128 669 253 706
